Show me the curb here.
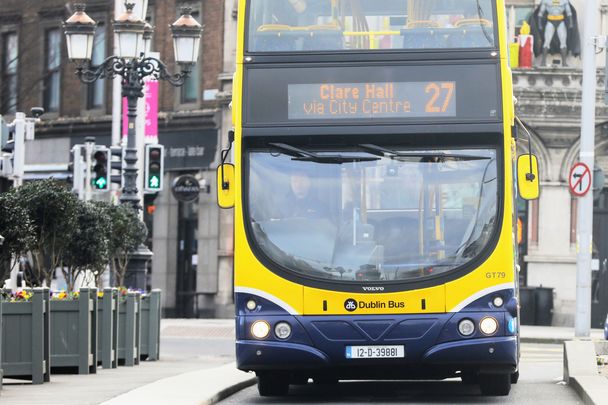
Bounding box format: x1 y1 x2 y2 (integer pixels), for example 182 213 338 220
207 375 257 405
564 340 608 405
521 337 569 344
100 362 256 405
568 376 602 405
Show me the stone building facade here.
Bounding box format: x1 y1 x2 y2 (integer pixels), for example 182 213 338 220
509 0 608 326
0 0 234 317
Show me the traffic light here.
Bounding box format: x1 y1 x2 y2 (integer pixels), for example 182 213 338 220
110 146 125 186
68 145 86 198
1 116 11 152
144 144 164 192
0 116 14 178
91 147 110 191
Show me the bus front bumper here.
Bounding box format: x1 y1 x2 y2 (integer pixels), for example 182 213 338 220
236 335 517 376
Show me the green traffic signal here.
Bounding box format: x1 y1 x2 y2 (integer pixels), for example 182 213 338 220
148 175 160 189
145 145 164 192
92 148 110 191
94 176 108 189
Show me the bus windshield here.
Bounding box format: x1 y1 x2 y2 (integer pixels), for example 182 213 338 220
247 0 496 52
248 146 498 283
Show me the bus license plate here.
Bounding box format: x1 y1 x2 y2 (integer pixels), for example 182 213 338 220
345 345 405 359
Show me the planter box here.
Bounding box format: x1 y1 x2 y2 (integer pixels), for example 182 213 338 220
50 288 98 375
117 292 141 367
97 288 118 369
1 290 3 393
1 288 51 384
140 289 161 361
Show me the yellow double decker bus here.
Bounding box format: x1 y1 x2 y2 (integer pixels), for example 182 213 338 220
217 0 539 397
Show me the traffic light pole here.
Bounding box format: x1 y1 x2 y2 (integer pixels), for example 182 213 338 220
85 137 94 201
122 84 143 211
71 50 192 291
575 0 599 338
119 75 153 291
12 112 26 188
1 110 43 187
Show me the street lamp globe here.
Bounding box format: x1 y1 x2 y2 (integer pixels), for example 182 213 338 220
63 4 97 62
113 3 146 60
170 7 203 66
142 22 154 57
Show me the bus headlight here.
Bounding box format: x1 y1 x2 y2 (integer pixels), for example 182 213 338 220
492 296 504 308
480 317 499 336
274 322 292 339
251 320 270 339
458 319 475 336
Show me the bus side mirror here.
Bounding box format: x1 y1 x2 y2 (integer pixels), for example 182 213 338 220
517 154 540 200
217 163 235 208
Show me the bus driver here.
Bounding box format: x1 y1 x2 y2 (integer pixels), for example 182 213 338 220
282 170 329 219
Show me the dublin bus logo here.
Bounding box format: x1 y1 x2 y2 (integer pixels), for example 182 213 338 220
344 299 357 312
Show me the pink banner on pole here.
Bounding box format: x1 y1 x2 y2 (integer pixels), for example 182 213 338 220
121 80 159 141
145 80 159 140
122 97 128 139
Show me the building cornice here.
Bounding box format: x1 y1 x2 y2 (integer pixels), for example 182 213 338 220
514 67 608 147
36 109 219 138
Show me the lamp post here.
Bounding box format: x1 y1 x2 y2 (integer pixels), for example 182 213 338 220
64 2 202 211
64 3 202 289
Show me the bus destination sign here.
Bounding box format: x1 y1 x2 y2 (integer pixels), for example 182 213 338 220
288 81 456 120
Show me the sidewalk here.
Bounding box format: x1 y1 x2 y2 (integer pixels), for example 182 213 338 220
2 319 603 405
521 325 605 344
1 319 250 405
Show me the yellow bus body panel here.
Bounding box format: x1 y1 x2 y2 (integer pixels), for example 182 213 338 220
232 0 518 316
443 0 519 313
303 285 445 315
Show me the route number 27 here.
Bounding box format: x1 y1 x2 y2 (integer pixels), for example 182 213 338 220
425 82 455 113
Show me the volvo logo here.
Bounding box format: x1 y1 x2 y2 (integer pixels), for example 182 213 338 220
344 298 358 312
362 286 385 292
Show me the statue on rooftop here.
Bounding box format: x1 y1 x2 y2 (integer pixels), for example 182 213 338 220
530 0 580 67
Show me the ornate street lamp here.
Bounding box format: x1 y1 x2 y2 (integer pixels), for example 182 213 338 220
63 4 97 62
113 3 146 60
63 2 203 290
63 2 202 210
171 7 203 66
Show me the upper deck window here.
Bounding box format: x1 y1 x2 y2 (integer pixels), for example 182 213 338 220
247 0 496 53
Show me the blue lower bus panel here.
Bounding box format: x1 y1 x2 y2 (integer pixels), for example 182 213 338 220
235 290 518 379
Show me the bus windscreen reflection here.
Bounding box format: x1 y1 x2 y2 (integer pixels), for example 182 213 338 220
248 147 498 282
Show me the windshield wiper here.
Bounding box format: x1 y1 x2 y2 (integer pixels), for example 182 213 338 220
268 143 379 164
476 0 494 47
359 144 491 161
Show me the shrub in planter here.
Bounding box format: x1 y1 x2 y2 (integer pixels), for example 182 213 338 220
107 205 147 289
15 180 78 287
140 289 161 361
1 288 51 384
0 191 35 284
49 288 98 374
63 201 111 292
97 288 119 369
117 291 141 367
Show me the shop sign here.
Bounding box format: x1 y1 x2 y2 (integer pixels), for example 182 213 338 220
159 129 218 171
172 174 200 202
